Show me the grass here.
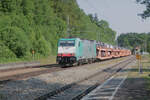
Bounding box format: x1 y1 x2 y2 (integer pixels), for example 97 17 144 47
38 55 56 65
0 54 56 65
145 76 150 90
115 55 150 100
128 54 150 91
142 54 150 90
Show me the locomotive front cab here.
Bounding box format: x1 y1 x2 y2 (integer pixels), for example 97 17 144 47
56 38 77 65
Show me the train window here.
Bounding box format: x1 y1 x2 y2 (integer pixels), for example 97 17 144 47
59 40 75 46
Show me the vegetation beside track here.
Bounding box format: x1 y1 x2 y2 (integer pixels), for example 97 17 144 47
117 32 150 53
39 56 56 65
131 55 150 89
142 55 150 91
112 55 150 100
0 0 116 64
145 76 150 91
123 55 150 99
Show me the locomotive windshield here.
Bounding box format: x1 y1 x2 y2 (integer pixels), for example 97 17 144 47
59 40 75 46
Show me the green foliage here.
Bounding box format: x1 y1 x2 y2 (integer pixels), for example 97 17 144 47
51 0 116 44
117 33 150 53
0 26 30 57
0 41 16 60
137 0 150 19
146 33 150 53
34 31 51 56
0 0 116 63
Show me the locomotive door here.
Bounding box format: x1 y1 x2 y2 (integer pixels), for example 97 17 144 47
77 41 83 60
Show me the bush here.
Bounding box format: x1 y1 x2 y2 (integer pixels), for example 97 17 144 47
0 41 16 60
33 32 51 56
0 27 30 58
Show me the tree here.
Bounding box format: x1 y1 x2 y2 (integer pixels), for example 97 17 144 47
137 0 150 19
0 26 30 58
0 0 117 63
117 33 150 53
0 41 16 61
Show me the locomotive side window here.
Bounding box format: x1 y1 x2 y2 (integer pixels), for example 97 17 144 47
59 40 75 46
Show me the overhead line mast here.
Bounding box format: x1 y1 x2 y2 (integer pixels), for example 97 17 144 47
66 16 72 38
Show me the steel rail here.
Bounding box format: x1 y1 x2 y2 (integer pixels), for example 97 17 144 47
0 57 131 84
72 59 134 100
34 56 135 100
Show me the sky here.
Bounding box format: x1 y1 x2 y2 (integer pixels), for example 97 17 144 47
77 0 150 36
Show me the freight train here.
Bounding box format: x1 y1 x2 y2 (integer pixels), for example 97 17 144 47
56 38 131 67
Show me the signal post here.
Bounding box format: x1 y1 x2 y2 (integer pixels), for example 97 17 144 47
136 54 142 74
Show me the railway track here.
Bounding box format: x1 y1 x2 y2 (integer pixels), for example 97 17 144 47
0 57 130 84
0 64 58 73
34 56 135 100
0 66 64 83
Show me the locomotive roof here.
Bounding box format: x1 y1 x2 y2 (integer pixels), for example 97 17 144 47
59 38 130 50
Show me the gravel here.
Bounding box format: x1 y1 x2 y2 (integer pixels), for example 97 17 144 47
0 57 131 100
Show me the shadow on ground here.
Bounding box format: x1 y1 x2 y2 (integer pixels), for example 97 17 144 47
32 64 59 68
114 77 150 100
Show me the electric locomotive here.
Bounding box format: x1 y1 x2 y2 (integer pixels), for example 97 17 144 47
56 38 97 66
